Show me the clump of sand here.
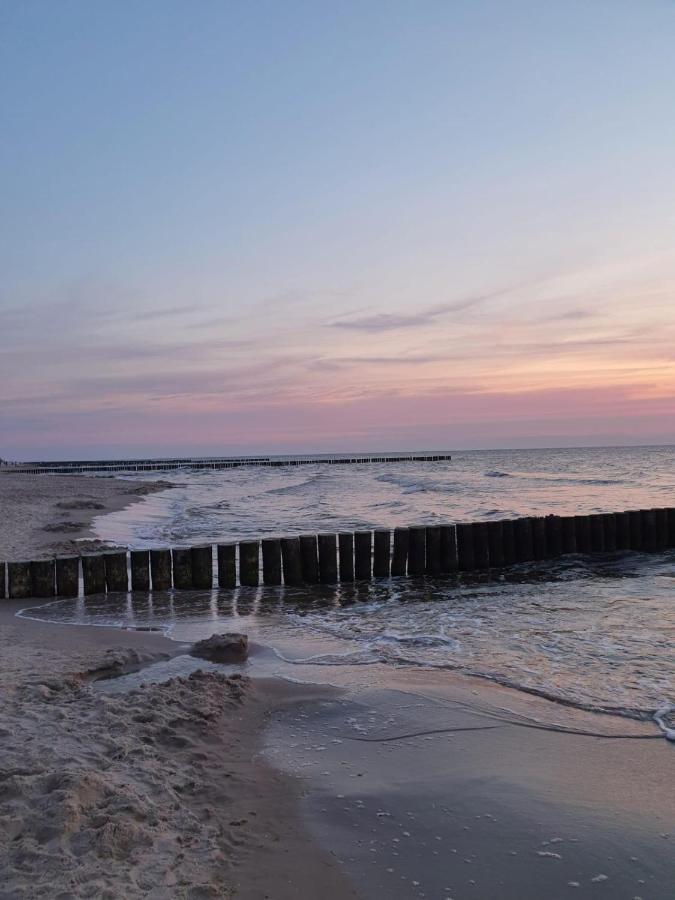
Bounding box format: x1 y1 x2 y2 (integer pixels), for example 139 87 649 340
0 645 247 898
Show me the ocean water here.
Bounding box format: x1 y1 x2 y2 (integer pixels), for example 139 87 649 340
26 446 675 728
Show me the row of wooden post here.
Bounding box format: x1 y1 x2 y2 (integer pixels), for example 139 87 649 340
1 507 673 600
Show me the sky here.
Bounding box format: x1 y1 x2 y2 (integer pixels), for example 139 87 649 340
1 0 675 459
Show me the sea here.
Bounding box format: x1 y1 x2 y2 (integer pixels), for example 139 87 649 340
22 446 675 732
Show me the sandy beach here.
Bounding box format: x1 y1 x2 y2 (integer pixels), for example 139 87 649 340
0 473 172 559
2 596 673 898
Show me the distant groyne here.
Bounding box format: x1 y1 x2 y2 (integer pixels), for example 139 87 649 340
1 507 673 600
1 452 452 476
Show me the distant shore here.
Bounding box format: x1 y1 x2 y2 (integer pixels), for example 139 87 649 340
0 472 172 560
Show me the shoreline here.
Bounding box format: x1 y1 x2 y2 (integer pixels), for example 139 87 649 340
0 472 173 560
2 602 674 897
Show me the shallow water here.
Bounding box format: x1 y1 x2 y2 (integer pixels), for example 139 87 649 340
21 549 675 723
24 446 675 727
94 445 675 546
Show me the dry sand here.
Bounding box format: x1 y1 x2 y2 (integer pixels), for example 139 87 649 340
0 602 355 899
0 473 171 559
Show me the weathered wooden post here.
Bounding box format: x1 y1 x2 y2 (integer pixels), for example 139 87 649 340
338 532 354 582
602 513 617 552
472 522 490 569
217 544 236 588
615 511 630 551
641 509 657 552
30 559 55 597
354 531 372 580
628 511 643 551
502 519 516 565
407 526 426 575
589 514 605 553
281 537 303 586
262 538 282 585
192 546 213 589
425 526 441 576
105 551 128 592
655 508 668 550
239 541 260 586
532 517 547 560
487 521 504 567
439 524 457 572
545 516 563 557
130 550 150 591
172 548 193 589
456 523 475 571
574 515 591 554
0 561 5 599
373 530 391 577
514 518 534 562
318 534 338 583
391 527 408 576
151 549 172 590
299 535 319 583
560 516 577 555
667 508 675 548
82 554 106 595
8 561 32 598
56 556 79 596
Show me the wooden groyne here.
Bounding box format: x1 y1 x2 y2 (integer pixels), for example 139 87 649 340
1 507 673 600
1 453 452 476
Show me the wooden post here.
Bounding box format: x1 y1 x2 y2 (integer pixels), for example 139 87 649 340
545 516 563 557
217 544 236 588
514 518 534 562
574 515 591 554
627 511 642 551
105 552 128 592
354 531 372 580
281 537 303 586
502 519 516 566
192 546 213 589
641 509 657 552
262 538 282 585
338 532 354 582
407 526 426 576
299 535 319 583
439 524 457 572
425 526 441 576
318 534 338 583
602 513 617 552
667 508 675 548
8 561 32 598
30 559 55 598
655 508 668 550
391 527 408 576
239 541 260 586
373 529 391 577
561 516 577 555
456 523 475 571
589 514 605 553
532 517 547 560
472 522 490 569
0 561 5 599
150 549 172 590
56 556 79 597
82 554 106 595
487 520 504 567
172 548 193 589
130 550 150 591
615 511 630 551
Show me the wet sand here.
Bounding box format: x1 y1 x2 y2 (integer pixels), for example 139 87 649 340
0 472 173 559
2 595 673 898
0 601 355 899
